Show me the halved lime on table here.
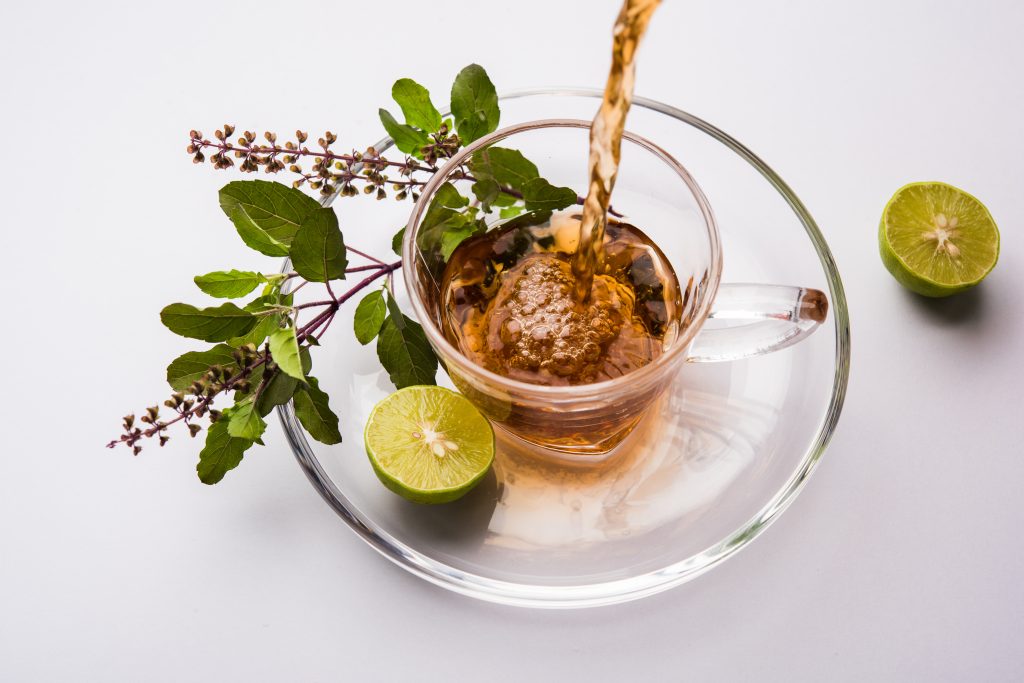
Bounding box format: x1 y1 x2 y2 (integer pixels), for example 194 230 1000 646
364 386 495 504
879 182 999 297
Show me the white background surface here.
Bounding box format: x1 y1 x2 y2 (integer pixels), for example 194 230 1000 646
2 1 1022 680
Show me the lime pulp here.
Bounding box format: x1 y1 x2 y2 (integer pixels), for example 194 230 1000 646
363 386 494 504
879 181 999 297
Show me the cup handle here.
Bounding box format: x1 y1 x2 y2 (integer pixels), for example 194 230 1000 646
686 284 829 363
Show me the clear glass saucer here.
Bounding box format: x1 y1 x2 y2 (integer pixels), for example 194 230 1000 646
279 90 850 608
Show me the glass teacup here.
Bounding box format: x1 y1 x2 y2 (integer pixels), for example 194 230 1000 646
403 120 826 455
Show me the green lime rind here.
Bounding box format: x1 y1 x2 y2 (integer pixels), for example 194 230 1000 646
364 385 494 504
879 181 999 298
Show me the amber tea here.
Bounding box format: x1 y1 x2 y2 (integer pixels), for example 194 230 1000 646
441 211 682 387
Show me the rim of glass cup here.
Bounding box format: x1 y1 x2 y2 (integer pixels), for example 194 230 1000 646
279 88 852 608
401 118 723 400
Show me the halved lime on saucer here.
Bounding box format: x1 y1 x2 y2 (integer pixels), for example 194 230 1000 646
879 181 999 297
364 386 494 504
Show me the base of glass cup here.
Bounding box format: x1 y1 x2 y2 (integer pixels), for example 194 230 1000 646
492 414 644 460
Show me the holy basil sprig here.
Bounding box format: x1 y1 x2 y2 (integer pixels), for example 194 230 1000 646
110 64 576 484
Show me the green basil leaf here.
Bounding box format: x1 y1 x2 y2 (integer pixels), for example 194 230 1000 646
255 369 298 417
522 178 578 211
353 289 387 345
492 192 519 207
498 209 552 231
243 293 292 314
379 109 430 155
391 78 442 132
450 64 499 144
234 363 264 402
166 344 238 391
196 418 253 485
227 399 266 441
469 147 538 190
226 294 286 347
292 376 342 445
376 314 438 389
421 206 465 233
268 326 304 380
391 227 405 256
194 270 265 298
160 302 257 342
384 288 406 329
290 207 347 282
440 224 481 260
472 178 500 208
219 180 321 256
420 182 470 233
433 182 470 209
